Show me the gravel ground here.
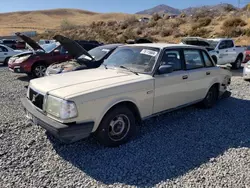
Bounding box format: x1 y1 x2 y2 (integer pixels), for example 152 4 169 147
1 65 250 188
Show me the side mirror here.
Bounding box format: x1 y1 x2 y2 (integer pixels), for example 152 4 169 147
158 65 173 75
53 50 60 55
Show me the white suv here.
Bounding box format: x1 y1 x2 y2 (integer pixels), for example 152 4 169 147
22 44 232 147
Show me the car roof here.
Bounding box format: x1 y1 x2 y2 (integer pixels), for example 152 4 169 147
97 43 123 49
124 43 207 50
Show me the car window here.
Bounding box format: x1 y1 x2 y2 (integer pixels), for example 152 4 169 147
247 46 250 51
0 46 8 52
184 49 204 70
104 46 160 73
202 51 214 67
218 41 227 49
59 46 68 54
226 40 234 48
160 50 182 71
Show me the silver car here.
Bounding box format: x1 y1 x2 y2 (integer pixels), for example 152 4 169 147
243 60 250 81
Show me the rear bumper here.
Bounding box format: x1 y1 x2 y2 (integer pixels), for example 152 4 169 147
21 98 94 143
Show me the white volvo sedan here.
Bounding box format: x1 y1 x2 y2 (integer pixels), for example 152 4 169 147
21 44 232 147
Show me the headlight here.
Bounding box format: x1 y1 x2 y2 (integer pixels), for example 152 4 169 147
46 95 78 120
14 55 30 64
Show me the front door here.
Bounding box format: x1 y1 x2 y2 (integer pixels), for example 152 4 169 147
0 46 8 62
218 41 230 64
153 49 189 113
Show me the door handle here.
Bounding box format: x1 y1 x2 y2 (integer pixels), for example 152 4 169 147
206 72 211 75
225 50 228 52
4 53 7 55
182 75 188 80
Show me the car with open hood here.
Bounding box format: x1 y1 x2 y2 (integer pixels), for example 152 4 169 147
46 35 122 76
21 43 231 147
181 37 245 69
8 33 73 78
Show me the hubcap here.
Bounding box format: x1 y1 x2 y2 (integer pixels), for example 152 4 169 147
108 114 130 141
34 65 46 77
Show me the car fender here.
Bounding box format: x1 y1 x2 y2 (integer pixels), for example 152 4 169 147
93 97 140 132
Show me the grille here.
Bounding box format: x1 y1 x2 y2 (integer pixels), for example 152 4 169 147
29 88 44 110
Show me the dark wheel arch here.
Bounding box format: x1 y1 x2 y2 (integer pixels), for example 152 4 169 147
3 57 11 66
101 101 142 126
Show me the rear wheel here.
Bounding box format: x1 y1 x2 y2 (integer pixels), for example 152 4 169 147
32 63 47 78
232 56 242 69
95 106 136 147
200 86 218 108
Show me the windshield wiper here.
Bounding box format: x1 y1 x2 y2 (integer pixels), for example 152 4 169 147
119 66 138 75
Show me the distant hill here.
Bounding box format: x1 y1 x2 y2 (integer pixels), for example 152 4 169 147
0 8 139 36
136 4 181 15
136 3 238 15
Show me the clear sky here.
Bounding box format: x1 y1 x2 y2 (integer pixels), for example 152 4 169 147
0 0 245 13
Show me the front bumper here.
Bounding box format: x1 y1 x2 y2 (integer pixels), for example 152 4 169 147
21 98 94 143
8 66 27 73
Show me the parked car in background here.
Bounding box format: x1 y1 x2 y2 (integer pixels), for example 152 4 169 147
75 40 103 51
181 37 246 69
22 44 231 147
15 41 26 50
46 35 121 76
38 39 56 45
8 33 73 78
0 44 24 65
0 39 17 49
243 46 250 63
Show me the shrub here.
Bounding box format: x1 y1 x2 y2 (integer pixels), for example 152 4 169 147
170 18 186 28
160 28 173 37
152 13 162 21
221 27 244 37
224 4 237 12
188 28 210 37
244 28 250 37
60 19 78 30
223 18 247 28
148 20 158 28
197 17 212 27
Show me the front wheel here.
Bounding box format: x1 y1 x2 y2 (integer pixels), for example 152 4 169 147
95 106 136 147
32 63 47 78
200 86 218 108
232 57 242 69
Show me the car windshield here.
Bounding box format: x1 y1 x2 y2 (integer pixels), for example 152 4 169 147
103 46 160 73
78 46 113 61
207 40 219 49
41 43 59 53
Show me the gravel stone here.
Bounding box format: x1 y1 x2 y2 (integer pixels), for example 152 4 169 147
1 65 250 187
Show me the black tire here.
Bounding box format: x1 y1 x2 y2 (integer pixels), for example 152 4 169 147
212 56 217 64
3 57 10 66
95 106 136 147
232 56 242 70
200 86 218 108
26 73 33 78
32 63 47 78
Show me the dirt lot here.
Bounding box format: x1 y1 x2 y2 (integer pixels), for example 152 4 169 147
1 65 250 188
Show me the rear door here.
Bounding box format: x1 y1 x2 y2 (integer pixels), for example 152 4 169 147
225 40 237 63
217 41 229 64
183 49 212 102
153 49 190 113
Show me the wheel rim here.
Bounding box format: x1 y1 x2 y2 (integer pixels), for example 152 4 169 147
108 114 130 141
34 65 46 77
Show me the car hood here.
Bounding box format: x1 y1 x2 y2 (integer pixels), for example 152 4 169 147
11 51 33 58
46 60 81 75
15 32 44 52
53 35 93 59
30 68 150 98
